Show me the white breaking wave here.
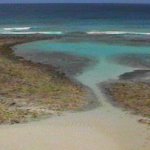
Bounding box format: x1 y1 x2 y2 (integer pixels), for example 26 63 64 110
2 27 62 35
1 29 150 36
3 27 31 31
1 31 63 35
37 31 63 35
87 31 150 35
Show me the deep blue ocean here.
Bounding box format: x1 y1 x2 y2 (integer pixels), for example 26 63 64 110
0 3 150 35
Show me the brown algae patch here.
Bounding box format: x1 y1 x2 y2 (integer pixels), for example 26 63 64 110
102 81 150 119
0 37 91 124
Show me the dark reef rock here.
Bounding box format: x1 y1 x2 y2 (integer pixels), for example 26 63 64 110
14 51 97 77
111 53 150 69
119 70 150 81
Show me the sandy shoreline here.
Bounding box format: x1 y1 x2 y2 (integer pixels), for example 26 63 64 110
0 35 150 150
0 113 122 150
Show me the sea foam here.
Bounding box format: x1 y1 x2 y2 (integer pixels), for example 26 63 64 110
87 31 150 35
1 31 63 35
3 27 31 31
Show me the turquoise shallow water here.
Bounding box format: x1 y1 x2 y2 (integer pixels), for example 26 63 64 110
14 40 150 88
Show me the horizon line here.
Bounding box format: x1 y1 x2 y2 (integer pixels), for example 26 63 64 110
0 2 150 4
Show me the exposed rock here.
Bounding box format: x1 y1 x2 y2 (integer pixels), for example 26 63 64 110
138 119 150 125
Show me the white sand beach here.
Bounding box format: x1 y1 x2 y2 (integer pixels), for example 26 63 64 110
0 87 149 150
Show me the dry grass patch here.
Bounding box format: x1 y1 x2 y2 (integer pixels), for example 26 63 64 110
0 53 87 124
105 82 150 117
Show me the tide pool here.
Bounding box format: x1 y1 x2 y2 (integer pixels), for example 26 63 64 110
14 40 150 87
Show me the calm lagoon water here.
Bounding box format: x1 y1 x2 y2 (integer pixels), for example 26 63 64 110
14 40 150 88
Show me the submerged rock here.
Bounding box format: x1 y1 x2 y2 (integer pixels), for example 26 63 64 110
111 53 150 69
